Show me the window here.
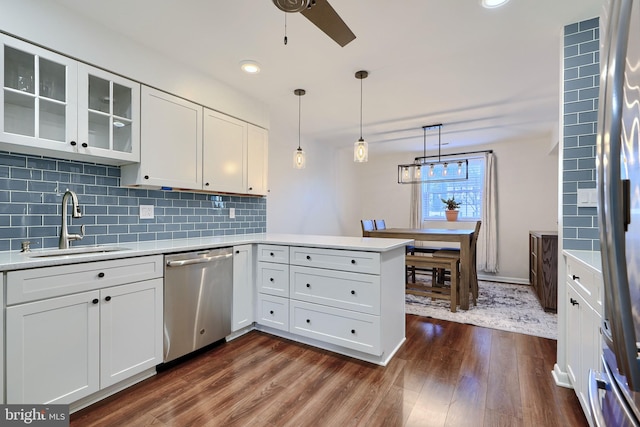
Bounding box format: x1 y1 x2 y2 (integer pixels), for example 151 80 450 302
422 156 485 220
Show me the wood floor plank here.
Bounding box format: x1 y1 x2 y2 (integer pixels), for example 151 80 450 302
71 315 585 427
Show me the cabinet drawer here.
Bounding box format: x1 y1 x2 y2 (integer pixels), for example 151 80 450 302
257 262 290 297
256 294 289 332
289 247 380 274
290 265 380 315
257 244 289 264
290 300 381 356
7 255 164 305
566 256 602 314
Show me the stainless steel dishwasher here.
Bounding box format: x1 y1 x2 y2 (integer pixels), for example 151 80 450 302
163 247 233 363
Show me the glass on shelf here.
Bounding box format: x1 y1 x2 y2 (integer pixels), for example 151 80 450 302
39 58 66 102
88 75 110 114
39 99 66 142
113 83 132 119
88 111 109 149
4 46 35 94
113 118 132 153
4 90 35 137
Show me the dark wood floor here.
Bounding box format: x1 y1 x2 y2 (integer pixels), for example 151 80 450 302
71 315 587 427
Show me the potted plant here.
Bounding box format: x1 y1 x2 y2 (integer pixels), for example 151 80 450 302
441 196 461 221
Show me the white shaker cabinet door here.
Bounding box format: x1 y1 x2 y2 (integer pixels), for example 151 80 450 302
6 291 100 404
247 124 268 196
100 279 163 388
232 244 254 331
203 108 247 193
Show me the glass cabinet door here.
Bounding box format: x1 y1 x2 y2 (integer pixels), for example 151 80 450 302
1 36 77 148
78 64 140 162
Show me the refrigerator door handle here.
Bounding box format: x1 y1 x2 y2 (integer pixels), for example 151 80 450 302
589 369 608 427
597 0 640 390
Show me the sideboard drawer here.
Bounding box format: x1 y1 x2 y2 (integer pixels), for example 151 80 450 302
257 262 290 298
290 300 381 356
289 247 380 275
290 265 380 315
257 244 289 264
256 294 289 332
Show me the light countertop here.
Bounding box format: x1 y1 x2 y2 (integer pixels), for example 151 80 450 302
564 249 602 273
0 233 413 271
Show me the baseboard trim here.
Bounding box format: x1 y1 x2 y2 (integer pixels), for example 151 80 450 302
552 363 572 388
477 274 530 285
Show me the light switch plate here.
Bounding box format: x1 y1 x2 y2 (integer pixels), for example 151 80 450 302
577 188 598 208
229 207 236 219
140 205 154 219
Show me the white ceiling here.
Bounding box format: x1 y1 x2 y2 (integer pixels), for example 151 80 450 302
51 0 604 154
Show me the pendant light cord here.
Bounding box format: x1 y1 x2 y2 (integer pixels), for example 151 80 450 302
359 77 363 140
298 92 301 150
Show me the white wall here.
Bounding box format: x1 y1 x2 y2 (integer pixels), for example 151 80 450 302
0 0 268 128
354 135 559 283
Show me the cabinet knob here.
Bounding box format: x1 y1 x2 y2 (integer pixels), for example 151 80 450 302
306 283 311 288
306 255 311 261
205 182 210 186
269 310 274 315
572 275 580 281
235 250 240 254
144 175 149 180
81 142 88 148
248 187 253 191
570 298 579 306
270 277 274 282
351 329 356 334
92 298 99 304
306 319 311 324
98 272 105 278
351 259 356 264
351 290 355 295
270 252 274 256
70 141 77 146
105 296 112 302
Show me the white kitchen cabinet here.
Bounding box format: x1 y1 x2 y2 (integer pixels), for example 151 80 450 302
564 252 603 419
121 86 203 189
232 244 254 331
5 255 163 405
0 34 140 165
203 109 269 195
256 293 289 332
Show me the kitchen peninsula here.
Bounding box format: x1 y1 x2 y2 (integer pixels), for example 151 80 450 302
0 233 411 412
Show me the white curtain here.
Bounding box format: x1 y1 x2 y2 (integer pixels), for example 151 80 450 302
410 182 422 228
478 152 498 272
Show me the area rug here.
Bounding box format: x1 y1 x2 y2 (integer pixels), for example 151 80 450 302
405 279 558 340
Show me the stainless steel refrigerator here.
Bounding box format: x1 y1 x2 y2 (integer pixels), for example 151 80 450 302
591 0 640 425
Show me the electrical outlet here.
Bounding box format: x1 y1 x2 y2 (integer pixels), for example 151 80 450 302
140 205 154 219
229 207 236 219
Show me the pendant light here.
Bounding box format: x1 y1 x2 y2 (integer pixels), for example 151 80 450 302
354 70 369 162
397 124 469 183
293 89 306 169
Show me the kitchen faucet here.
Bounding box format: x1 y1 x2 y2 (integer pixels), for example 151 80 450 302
59 189 85 249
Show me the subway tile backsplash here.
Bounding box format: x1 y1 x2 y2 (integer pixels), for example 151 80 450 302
0 152 266 252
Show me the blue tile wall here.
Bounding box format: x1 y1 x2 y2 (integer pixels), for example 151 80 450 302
0 152 267 252
563 17 600 251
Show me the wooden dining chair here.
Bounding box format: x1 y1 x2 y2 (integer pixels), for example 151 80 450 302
405 254 460 312
433 220 482 305
361 219 375 235
374 219 386 230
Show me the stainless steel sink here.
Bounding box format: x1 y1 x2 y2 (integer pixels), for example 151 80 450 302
26 245 129 258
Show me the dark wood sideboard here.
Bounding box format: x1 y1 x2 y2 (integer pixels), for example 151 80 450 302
529 231 558 312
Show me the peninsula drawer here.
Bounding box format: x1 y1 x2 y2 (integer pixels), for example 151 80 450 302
256 294 289 332
566 255 602 314
289 247 380 275
7 255 163 305
257 261 290 297
257 244 289 264
290 265 381 315
290 300 381 356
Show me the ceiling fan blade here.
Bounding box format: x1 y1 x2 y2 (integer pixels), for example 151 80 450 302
300 0 356 47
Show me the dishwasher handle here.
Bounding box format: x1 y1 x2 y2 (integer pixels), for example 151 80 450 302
166 252 233 267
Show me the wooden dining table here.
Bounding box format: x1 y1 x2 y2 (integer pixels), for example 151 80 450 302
363 228 476 310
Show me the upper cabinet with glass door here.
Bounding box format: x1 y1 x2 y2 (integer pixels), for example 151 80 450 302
0 35 78 156
0 35 140 165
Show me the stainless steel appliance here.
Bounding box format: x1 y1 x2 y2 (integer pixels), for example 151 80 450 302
590 0 640 425
163 248 233 363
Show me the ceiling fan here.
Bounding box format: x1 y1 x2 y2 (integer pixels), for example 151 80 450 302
272 0 356 47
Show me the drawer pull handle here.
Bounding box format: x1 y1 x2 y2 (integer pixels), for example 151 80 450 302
70 141 77 146
570 298 579 306
306 255 311 260
81 142 88 148
351 259 356 264
270 277 274 282
270 252 274 256
144 175 149 180
235 250 239 254
92 298 99 304
306 283 311 288
270 310 274 315
351 329 356 334
98 272 105 278
351 290 355 295
306 319 311 323
572 275 580 280
105 296 112 302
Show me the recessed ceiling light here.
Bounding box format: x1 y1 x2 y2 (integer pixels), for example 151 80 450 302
481 0 510 8
240 60 261 74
